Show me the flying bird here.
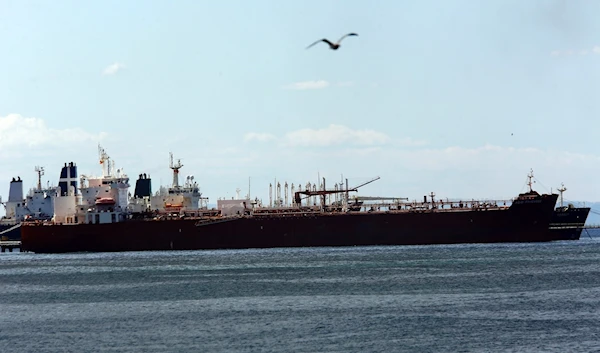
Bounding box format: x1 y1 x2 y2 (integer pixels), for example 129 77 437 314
306 33 358 50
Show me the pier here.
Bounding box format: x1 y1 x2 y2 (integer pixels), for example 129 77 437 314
0 240 21 252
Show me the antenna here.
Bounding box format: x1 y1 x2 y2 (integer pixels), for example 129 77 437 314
35 166 45 190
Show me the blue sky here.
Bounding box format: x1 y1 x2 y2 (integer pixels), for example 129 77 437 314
1 0 600 215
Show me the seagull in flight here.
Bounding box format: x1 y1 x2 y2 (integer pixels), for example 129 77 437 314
306 33 358 50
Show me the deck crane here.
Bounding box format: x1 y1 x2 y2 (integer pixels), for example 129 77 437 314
293 176 382 207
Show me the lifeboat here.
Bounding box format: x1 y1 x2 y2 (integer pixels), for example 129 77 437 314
164 203 183 213
95 197 116 205
164 203 183 208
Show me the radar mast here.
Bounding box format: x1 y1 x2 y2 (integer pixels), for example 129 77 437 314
557 183 567 208
35 166 45 190
169 152 183 188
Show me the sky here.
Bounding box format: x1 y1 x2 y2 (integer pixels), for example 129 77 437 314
1 0 600 217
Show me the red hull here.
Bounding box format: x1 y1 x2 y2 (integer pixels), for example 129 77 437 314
21 194 560 253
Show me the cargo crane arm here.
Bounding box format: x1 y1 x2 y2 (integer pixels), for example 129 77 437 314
351 176 381 190
294 176 381 205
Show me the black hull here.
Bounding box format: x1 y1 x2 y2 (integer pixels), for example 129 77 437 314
0 224 21 241
549 207 591 241
22 194 560 253
548 227 584 241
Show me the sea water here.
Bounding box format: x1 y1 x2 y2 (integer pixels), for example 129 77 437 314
1 231 600 353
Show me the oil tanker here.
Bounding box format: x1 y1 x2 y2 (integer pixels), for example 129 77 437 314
19 146 574 254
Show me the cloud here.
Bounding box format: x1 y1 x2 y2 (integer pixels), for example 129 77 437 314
243 124 424 148
550 45 600 56
283 125 391 147
283 80 330 90
102 62 125 75
243 132 276 143
0 114 107 154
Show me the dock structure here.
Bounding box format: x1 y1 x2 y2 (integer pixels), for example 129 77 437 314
0 240 21 252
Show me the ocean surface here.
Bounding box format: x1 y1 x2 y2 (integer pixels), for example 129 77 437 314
2 230 600 353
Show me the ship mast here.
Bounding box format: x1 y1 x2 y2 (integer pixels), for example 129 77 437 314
557 183 567 208
35 166 44 190
169 152 183 188
527 169 535 193
98 144 112 178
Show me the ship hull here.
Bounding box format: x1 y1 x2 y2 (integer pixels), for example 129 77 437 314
0 224 21 241
21 194 560 253
549 207 591 240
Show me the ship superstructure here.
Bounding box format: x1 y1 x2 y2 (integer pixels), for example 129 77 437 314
0 167 59 239
148 152 207 213
52 146 130 225
47 147 213 226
